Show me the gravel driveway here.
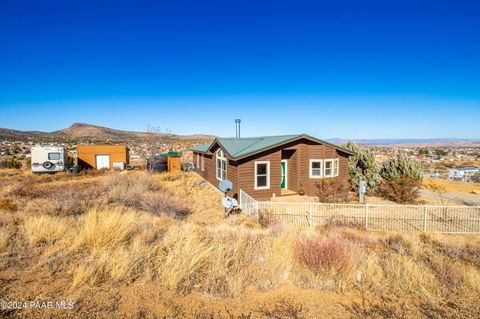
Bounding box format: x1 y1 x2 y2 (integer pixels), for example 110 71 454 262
419 189 480 206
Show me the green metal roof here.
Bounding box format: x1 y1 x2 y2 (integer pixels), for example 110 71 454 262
192 134 355 159
160 151 182 157
192 143 211 153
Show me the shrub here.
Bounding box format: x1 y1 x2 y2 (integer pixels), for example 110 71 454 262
315 178 350 203
343 141 381 194
379 153 423 183
378 177 421 204
294 235 359 274
257 298 307 319
0 158 22 169
140 191 190 219
104 173 160 206
379 154 423 203
104 173 190 219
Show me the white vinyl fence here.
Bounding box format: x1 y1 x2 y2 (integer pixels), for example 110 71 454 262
239 190 480 234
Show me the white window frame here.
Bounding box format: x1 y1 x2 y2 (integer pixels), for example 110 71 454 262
254 161 270 190
201 154 204 171
309 159 323 178
216 149 227 180
334 158 339 177
324 159 335 178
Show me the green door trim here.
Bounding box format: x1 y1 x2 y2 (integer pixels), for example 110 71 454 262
281 160 287 189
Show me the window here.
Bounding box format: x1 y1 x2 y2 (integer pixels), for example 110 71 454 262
334 158 339 177
201 155 204 171
48 152 60 160
216 149 227 180
196 153 200 169
309 160 323 178
255 161 270 189
324 159 334 177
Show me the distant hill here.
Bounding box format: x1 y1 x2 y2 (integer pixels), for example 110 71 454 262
0 123 214 143
326 138 480 147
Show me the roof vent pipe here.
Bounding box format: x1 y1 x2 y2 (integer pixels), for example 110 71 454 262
235 119 241 138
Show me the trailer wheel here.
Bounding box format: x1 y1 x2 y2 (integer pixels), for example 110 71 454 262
43 161 55 170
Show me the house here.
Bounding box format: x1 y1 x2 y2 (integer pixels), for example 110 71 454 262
192 134 355 201
77 145 129 170
448 166 479 181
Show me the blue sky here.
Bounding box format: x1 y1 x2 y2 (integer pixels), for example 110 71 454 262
0 0 479 139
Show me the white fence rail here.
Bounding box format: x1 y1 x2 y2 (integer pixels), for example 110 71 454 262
239 189 480 234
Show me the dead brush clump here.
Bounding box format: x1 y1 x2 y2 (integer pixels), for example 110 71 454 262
431 240 480 267
47 182 102 216
104 173 190 219
159 296 307 319
10 176 43 198
380 234 413 256
157 172 183 182
315 178 351 203
344 289 411 319
0 197 17 212
294 234 360 275
417 291 480 319
10 178 101 216
140 191 190 219
104 173 161 205
256 297 307 319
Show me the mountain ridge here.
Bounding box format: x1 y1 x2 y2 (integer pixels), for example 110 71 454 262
0 123 214 143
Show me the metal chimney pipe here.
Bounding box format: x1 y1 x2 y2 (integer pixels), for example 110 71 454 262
235 119 241 138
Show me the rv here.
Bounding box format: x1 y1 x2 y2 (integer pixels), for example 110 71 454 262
31 145 67 173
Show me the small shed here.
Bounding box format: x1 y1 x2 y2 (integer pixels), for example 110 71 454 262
77 145 129 171
162 151 182 173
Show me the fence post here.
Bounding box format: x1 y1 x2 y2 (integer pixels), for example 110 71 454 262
255 201 259 222
423 206 428 232
309 204 313 227
239 189 243 209
365 204 369 229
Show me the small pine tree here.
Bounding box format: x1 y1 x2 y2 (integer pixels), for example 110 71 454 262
379 153 423 182
343 141 381 194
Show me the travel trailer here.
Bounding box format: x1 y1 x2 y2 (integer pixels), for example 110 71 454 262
31 145 67 173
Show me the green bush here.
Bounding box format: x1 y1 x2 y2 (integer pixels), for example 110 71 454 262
379 153 423 203
379 153 423 182
343 141 381 195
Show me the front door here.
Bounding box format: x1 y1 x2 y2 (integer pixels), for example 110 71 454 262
281 160 287 189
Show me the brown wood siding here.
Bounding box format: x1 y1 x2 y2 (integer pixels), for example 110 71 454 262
77 145 129 170
194 146 238 198
194 138 351 201
237 149 282 201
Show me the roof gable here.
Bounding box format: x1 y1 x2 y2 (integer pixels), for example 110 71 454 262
192 134 355 160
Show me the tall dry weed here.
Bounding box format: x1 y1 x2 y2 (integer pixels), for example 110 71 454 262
74 208 140 251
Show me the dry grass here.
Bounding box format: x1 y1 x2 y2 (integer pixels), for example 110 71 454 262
0 169 479 318
424 177 480 193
